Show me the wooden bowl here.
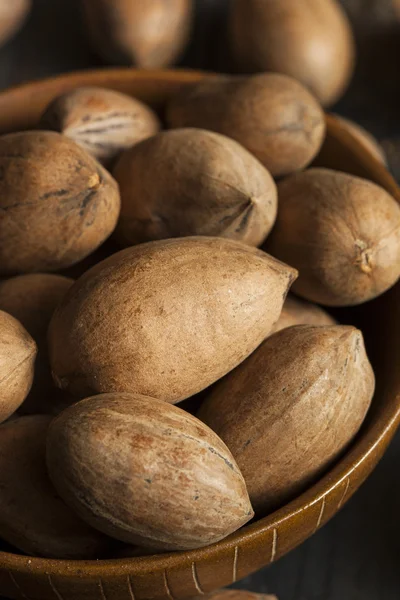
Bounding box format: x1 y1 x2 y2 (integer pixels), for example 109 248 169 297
0 68 399 600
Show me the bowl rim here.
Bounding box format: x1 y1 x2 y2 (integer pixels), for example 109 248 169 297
0 67 399 577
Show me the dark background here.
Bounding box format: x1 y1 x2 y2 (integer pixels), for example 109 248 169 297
1 1 400 599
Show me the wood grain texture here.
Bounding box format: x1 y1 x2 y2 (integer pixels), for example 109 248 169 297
0 2 399 600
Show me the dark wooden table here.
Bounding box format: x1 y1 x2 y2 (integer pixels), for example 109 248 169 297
1 1 400 599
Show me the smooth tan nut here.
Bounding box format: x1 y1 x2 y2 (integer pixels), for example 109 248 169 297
228 0 355 107
271 294 336 335
267 168 400 306
48 237 297 403
0 274 73 341
46 393 254 550
167 73 326 178
0 415 113 558
0 274 74 415
113 128 278 248
82 0 193 68
199 325 375 514
334 115 387 165
0 0 31 47
0 310 37 423
0 131 121 275
40 87 161 166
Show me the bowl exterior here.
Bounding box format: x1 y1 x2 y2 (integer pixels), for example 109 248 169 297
0 426 396 600
0 69 399 600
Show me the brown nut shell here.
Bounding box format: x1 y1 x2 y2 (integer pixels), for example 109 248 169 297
0 310 37 423
113 128 277 247
82 0 193 68
0 274 74 415
334 115 387 165
267 168 400 306
198 325 375 514
48 237 297 403
167 74 326 178
0 131 121 275
229 0 355 107
0 274 73 341
46 393 254 550
271 294 336 335
0 0 31 47
40 86 161 166
0 415 113 558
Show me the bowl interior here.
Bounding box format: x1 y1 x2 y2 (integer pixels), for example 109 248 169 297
0 69 399 600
